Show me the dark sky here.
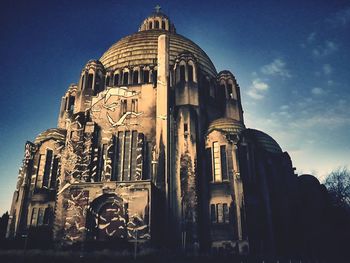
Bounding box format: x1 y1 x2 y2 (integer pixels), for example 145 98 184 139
0 0 349 214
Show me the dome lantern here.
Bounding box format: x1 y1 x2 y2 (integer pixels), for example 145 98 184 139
138 5 176 33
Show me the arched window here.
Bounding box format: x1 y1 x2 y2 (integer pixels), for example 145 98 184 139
143 70 149 83
123 72 129 85
50 157 59 188
133 70 139 84
114 74 119 86
94 75 102 94
227 84 233 99
188 65 193 82
155 20 159 29
81 75 85 90
162 21 165 29
149 21 153 29
68 96 75 111
120 100 127 115
42 149 53 188
179 65 186 83
219 84 226 101
87 73 93 90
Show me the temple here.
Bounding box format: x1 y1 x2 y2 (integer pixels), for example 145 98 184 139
6 7 331 258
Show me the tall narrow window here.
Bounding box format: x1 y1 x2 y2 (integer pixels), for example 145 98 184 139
35 154 44 188
143 70 149 83
94 75 101 94
206 148 213 181
121 100 127 115
223 203 229 223
123 131 131 180
42 149 53 188
30 208 38 226
210 204 216 223
227 84 233 99
180 65 185 83
130 131 138 181
37 208 44 226
188 65 193 82
81 75 85 90
116 132 123 180
43 207 52 225
133 71 139 84
68 96 75 111
213 142 222 182
184 123 188 133
220 145 228 181
61 97 67 111
106 76 110 87
50 157 59 189
131 99 138 112
149 21 153 29
123 72 129 85
162 21 165 29
114 74 119 86
155 20 159 29
87 73 93 90
217 203 224 223
219 85 226 101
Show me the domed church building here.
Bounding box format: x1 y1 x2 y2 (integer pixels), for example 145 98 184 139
7 7 303 257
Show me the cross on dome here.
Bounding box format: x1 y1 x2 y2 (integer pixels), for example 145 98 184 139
155 4 161 13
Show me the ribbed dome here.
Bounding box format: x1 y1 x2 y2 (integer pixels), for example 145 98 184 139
207 118 245 135
100 30 217 77
244 129 282 153
34 128 66 145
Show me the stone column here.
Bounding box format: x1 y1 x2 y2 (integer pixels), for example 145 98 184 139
155 34 169 192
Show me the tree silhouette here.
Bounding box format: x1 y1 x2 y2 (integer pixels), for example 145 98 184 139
324 167 350 209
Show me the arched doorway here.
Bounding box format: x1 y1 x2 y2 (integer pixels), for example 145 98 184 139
86 194 128 243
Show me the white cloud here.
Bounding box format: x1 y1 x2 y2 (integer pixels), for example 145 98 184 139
292 115 350 129
327 80 334 86
311 87 325 95
280 105 289 110
252 79 269 90
307 32 316 43
312 41 338 57
247 79 269 100
326 7 350 27
247 89 264 100
322 64 332 75
261 58 291 78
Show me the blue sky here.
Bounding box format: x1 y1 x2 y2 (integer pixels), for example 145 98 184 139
0 0 349 214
